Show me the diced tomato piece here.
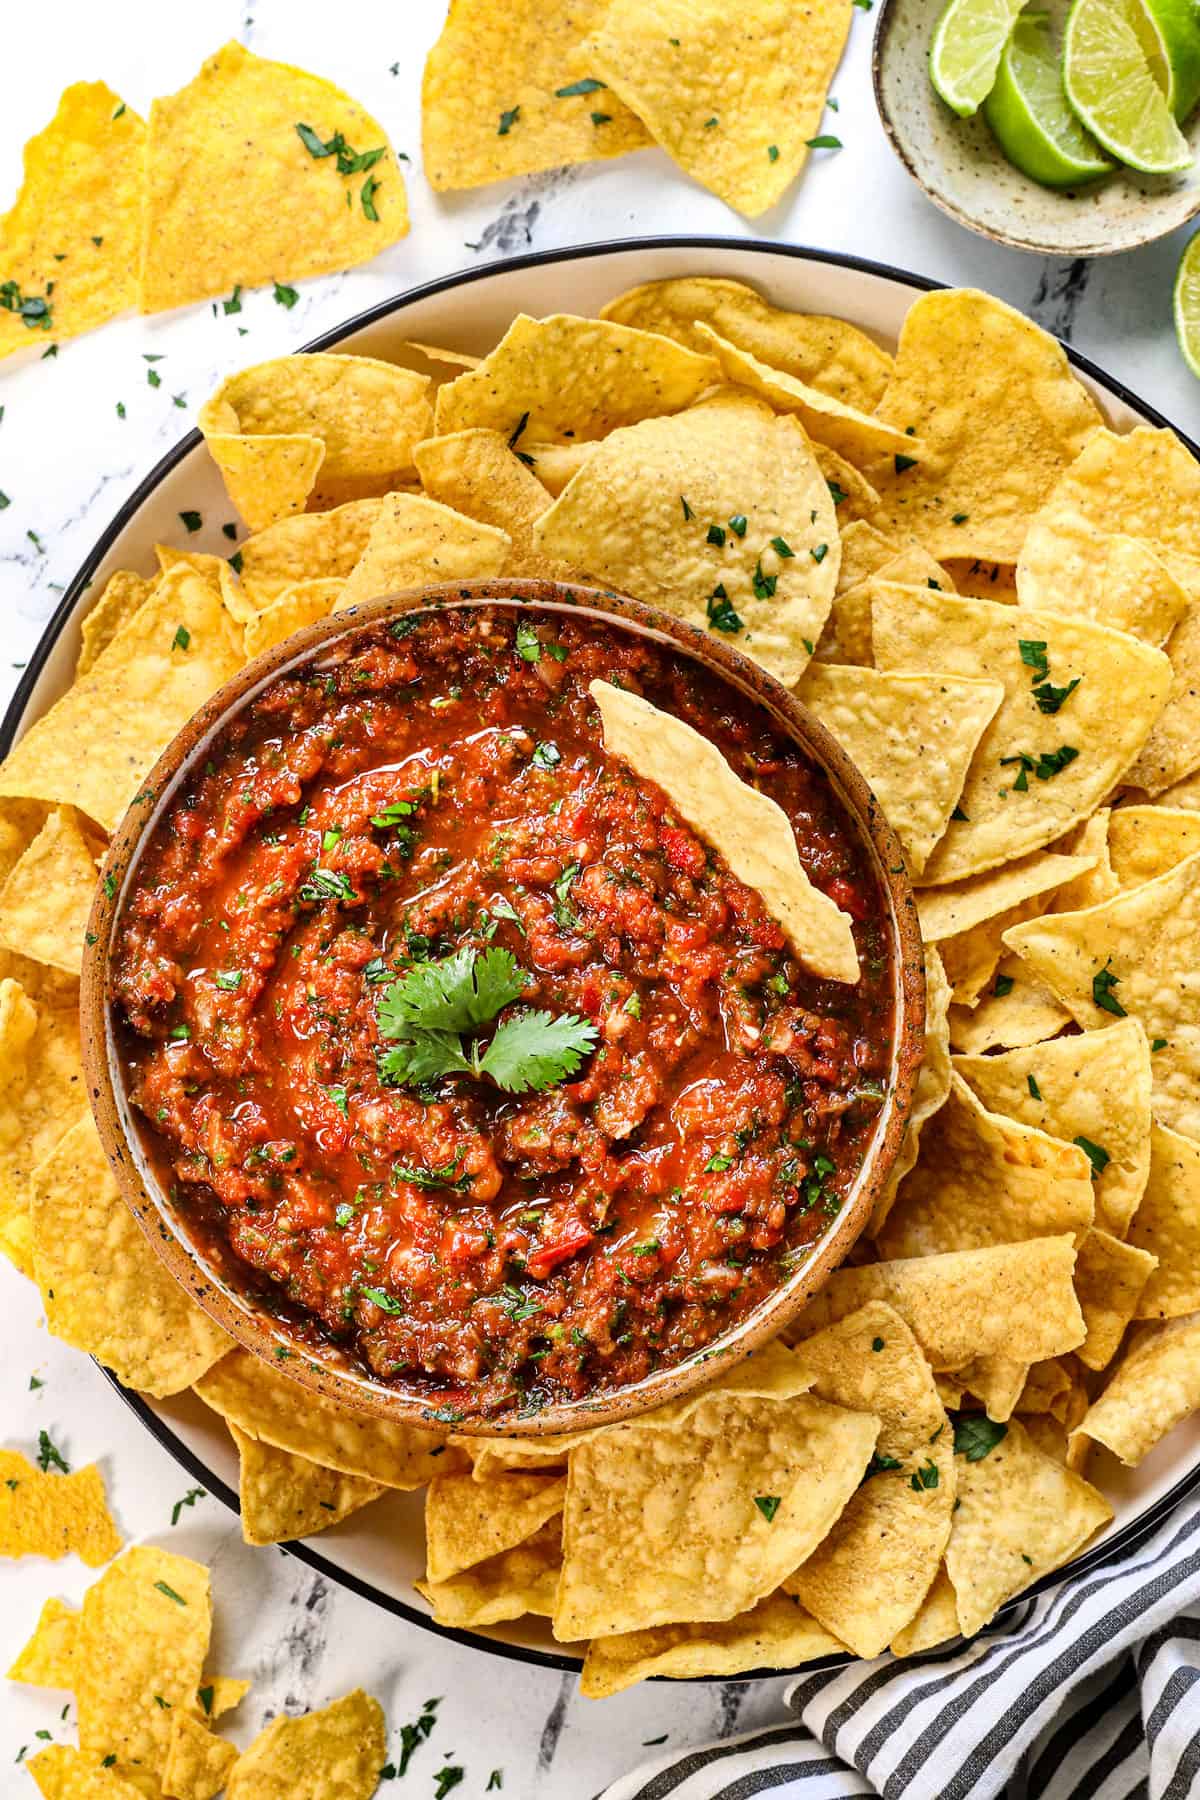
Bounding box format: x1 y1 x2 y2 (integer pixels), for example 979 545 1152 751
526 1215 594 1281
660 825 706 880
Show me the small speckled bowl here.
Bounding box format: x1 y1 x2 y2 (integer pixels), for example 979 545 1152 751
874 0 1200 256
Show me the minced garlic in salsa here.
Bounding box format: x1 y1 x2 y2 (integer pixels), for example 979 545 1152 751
112 606 895 1418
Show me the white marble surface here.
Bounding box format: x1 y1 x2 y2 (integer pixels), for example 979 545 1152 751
2 2 1199 1790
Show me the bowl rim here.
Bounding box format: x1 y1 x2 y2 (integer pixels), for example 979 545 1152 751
81 579 926 1438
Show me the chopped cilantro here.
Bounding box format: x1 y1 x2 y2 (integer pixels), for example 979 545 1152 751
806 134 842 148
498 107 520 135
894 452 918 474
1027 1073 1041 1100
993 973 1014 997
361 175 382 220
705 1153 734 1172
214 970 243 991
532 741 561 770
910 1457 939 1491
515 622 541 662
154 1580 187 1605
707 523 727 546
1092 960 1126 1017
953 1416 1007 1461
36 1430 69 1473
753 1494 781 1522
680 495 694 520
273 281 299 309
222 285 242 315
768 144 780 161
728 513 748 537
555 77 606 95
1018 638 1049 679
1074 1135 1110 1177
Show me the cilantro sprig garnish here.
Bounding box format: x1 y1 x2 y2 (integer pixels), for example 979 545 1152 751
376 947 596 1094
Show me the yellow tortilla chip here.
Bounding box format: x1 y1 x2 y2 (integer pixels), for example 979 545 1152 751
1017 512 1189 646
525 438 595 496
1004 849 1200 1138
162 1711 237 1800
1036 425 1200 595
1126 1121 1200 1321
948 954 1071 1055
918 850 1096 1007
600 276 893 410
870 946 952 1237
0 806 98 977
235 498 384 609
199 354 432 530
242 580 344 660
814 443 883 525
27 1745 146 1800
580 1591 844 1697
76 1546 212 1790
0 83 144 358
231 1424 385 1547
836 521 903 592
1017 1359 1074 1418
585 0 853 217
0 980 82 1280
194 1347 463 1486
536 395 839 685
815 559 955 668
425 1470 566 1582
31 1112 232 1396
140 42 408 312
796 666 1002 879
0 563 244 834
435 312 718 442
955 1356 1029 1423
0 1452 121 1566
1121 605 1200 796
955 1018 1152 1241
416 1516 562 1628
422 0 649 189
872 587 1172 885
1156 766 1200 810
591 678 857 981
877 1073 1094 1259
944 1419 1111 1636
786 1303 955 1656
890 1565 961 1655
1109 806 1200 889
792 1237 1086 1369
1072 1228 1156 1370
7 1596 80 1685
225 1689 386 1800
554 1390 878 1640
189 1677 250 1724
77 571 155 678
333 492 510 611
1073 1313 1200 1465
866 290 1103 563
942 557 1018 601
414 427 565 578
1056 807 1120 912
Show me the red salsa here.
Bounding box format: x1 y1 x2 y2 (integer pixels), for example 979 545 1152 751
112 606 895 1419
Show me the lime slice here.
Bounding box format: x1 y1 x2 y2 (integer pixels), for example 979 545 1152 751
1141 0 1200 117
1174 229 1200 377
930 0 1028 116
984 15 1115 185
1063 0 1193 172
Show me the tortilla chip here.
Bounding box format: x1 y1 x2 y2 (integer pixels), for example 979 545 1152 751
1056 807 1120 911
795 666 1001 879
877 1073 1094 1259
425 1471 566 1582
77 571 155 678
1017 1359 1073 1417
0 980 82 1279
599 276 893 410
871 946 952 1237
1108 806 1200 890
191 1676 250 1723
422 0 650 189
585 0 853 217
414 427 565 578
1073 1313 1200 1465
0 807 98 977
193 1347 463 1486
955 1356 1029 1422
225 1689 385 1800
0 563 243 834
948 955 1071 1055
525 439 595 496
0 83 144 358
333 492 510 611
945 1419 1111 1636
835 521 903 592
1017 512 1189 646
416 1516 562 1628
231 1424 385 1547
866 290 1103 563
1004 849 1200 1138
554 1391 878 1639
871 587 1172 885
918 850 1096 1007
815 558 955 668
435 313 718 442
235 499 384 609
7 1596 80 1686
791 1237 1085 1369
139 42 408 312
31 1112 231 1394
0 1452 121 1567
1036 425 1200 596
1121 605 1200 796
1072 1228 1157 1370
591 678 857 981
1156 766 1200 810
580 1591 844 1697
890 1565 960 1655
536 395 839 685
241 580 343 661
76 1546 212 1790
814 443 883 524
1125 1121 1200 1321
27 1745 146 1800
200 354 432 531
162 1711 237 1800
784 1303 954 1655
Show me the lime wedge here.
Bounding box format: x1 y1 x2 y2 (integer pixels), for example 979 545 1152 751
930 0 1028 116
984 15 1115 184
1063 0 1193 172
1174 229 1200 378
1141 0 1200 118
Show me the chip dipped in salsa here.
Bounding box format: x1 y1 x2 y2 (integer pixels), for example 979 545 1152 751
110 604 896 1420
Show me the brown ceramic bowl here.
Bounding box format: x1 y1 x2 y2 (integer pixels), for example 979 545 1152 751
81 579 925 1437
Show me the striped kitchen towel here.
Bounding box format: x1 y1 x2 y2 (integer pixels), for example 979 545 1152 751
596 1500 1200 1800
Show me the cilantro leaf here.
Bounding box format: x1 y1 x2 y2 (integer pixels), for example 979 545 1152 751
953 1416 1007 1461
378 1028 474 1086
476 1008 597 1092
378 945 527 1036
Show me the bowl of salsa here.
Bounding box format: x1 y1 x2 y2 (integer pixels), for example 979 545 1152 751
82 582 925 1434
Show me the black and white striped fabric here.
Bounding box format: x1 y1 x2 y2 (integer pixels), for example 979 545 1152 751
596 1502 1200 1800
